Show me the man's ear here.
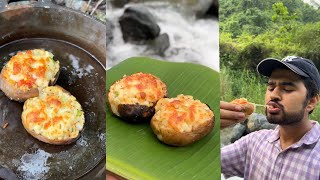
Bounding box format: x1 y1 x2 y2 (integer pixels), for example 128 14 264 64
306 95 319 113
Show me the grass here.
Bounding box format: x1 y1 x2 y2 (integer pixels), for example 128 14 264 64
220 65 267 114
220 65 320 122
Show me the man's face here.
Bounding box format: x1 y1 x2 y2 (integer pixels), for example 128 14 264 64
265 69 309 125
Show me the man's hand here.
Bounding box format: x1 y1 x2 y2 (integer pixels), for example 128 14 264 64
220 101 246 129
106 174 120 180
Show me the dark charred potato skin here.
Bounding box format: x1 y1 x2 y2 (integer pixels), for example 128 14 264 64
107 72 168 123
49 70 60 86
118 103 156 123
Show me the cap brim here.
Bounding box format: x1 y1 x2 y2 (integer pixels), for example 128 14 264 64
257 58 309 77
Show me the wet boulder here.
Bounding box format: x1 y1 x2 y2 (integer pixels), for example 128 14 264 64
148 33 170 56
192 0 215 18
106 19 114 46
230 123 247 143
119 5 160 42
205 0 218 18
166 47 202 64
246 113 277 133
110 0 130 8
53 0 65 5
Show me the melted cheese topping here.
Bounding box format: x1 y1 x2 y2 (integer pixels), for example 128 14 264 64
230 98 250 105
1 49 60 91
108 72 167 116
22 86 84 141
152 95 213 133
230 98 255 116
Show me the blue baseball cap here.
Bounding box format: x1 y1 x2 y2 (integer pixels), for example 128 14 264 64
257 56 320 91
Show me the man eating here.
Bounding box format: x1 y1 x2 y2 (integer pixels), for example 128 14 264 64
220 56 320 179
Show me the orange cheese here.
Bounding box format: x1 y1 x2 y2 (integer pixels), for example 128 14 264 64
108 72 167 116
153 95 213 133
1 49 59 91
22 86 84 142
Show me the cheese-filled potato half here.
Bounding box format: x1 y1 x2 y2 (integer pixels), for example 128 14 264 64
0 49 60 101
21 86 85 145
108 72 168 123
230 98 255 117
151 94 214 146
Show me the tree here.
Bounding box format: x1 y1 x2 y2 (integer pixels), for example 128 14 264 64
272 2 298 32
294 22 320 67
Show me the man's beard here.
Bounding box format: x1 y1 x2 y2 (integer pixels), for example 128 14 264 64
265 100 307 125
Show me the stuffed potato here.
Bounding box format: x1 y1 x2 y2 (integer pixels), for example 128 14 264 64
230 98 255 117
108 72 168 123
0 49 60 101
21 86 84 145
150 94 214 146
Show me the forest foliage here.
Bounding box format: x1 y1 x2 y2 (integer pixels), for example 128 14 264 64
220 0 320 70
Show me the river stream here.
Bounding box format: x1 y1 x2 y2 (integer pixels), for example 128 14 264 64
106 1 219 71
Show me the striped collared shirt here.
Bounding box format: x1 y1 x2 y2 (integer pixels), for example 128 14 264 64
221 121 320 180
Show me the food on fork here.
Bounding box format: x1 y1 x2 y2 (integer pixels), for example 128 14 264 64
230 98 255 117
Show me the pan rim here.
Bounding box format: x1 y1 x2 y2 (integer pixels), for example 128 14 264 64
0 38 107 71
0 1 107 26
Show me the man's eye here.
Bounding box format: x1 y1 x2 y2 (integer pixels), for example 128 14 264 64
284 89 294 92
267 87 274 91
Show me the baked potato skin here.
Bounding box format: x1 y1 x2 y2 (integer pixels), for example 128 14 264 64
0 75 38 101
49 69 60 86
150 95 214 146
118 103 156 123
21 85 84 145
22 123 80 145
0 49 60 102
108 72 168 123
151 116 214 146
0 68 60 102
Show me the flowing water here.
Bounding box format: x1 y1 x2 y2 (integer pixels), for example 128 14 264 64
106 1 219 71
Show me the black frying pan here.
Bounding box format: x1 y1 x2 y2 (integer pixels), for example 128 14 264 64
0 1 106 179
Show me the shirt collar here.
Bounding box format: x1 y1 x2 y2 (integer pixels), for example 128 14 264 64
267 126 280 143
267 121 320 146
297 121 320 146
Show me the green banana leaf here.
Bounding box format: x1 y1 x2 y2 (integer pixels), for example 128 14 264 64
106 57 220 180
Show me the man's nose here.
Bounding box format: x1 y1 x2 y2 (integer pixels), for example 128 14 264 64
270 87 281 101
